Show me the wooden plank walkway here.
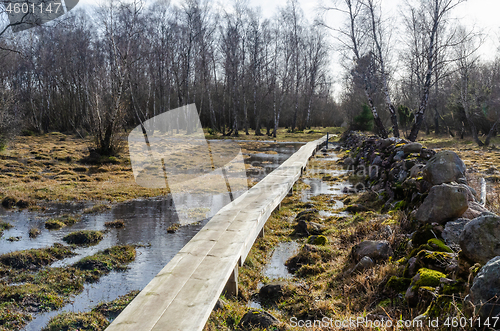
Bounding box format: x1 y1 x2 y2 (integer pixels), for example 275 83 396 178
105 136 327 331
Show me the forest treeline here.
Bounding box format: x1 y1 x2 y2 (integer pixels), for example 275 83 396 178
0 0 500 155
0 0 335 155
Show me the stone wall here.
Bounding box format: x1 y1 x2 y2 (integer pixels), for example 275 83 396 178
340 131 500 324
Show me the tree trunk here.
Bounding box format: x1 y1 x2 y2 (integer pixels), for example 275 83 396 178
363 84 388 139
485 118 500 145
409 0 440 142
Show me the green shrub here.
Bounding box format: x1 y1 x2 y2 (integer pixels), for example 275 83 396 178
352 104 374 131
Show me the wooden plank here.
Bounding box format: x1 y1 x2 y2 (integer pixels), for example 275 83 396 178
106 136 327 331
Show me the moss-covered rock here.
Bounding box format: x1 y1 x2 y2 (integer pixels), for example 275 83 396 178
411 224 437 247
427 238 453 253
423 295 454 318
413 268 446 288
307 235 328 245
414 250 457 275
406 268 446 307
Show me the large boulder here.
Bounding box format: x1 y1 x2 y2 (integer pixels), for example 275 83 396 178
415 184 469 224
351 240 393 262
423 151 466 185
469 256 500 320
459 215 500 264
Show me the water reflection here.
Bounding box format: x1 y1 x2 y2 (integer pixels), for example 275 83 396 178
0 140 304 330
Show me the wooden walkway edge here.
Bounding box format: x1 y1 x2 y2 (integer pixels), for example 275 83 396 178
105 136 327 331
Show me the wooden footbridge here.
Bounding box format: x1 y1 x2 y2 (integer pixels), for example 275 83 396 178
106 136 328 331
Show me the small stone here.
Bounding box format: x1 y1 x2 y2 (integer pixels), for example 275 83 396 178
403 142 422 154
393 150 405 161
420 148 436 160
351 240 393 262
351 256 374 274
414 250 457 275
259 281 286 299
308 222 325 235
409 164 425 178
462 201 489 220
343 157 354 167
372 155 382 166
294 220 309 236
405 268 445 307
345 204 367 213
238 310 280 329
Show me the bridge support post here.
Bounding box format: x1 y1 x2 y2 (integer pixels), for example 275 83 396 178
224 265 238 297
258 227 264 238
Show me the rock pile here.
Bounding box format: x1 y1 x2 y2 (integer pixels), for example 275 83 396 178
340 131 500 323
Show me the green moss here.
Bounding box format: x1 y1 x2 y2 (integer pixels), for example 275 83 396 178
0 244 138 330
58 215 80 226
411 224 437 247
424 295 453 318
104 219 125 228
0 244 74 270
415 250 454 270
296 263 325 277
442 281 465 295
167 223 180 233
83 203 111 214
42 311 108 331
63 230 104 245
385 276 411 293
29 227 41 238
414 268 446 288
393 200 407 211
0 221 13 231
0 303 32 329
307 235 328 245
427 238 453 253
45 219 66 230
93 290 139 318
74 245 136 274
0 283 64 311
